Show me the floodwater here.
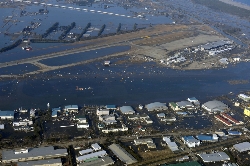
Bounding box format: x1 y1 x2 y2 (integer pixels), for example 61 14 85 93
0 59 249 110
0 63 39 75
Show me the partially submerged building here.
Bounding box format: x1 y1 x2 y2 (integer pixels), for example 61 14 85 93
119 106 135 114
64 105 78 113
0 110 14 119
145 102 168 111
202 100 228 113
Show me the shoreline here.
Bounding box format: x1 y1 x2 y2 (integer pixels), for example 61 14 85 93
219 0 250 11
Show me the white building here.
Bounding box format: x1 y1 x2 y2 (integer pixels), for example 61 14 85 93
0 124 4 130
76 150 106 163
99 115 117 125
233 142 250 152
91 143 102 151
182 136 200 148
157 113 166 118
119 106 135 114
238 94 250 102
96 108 110 116
176 101 195 110
162 137 179 152
198 152 230 163
145 102 168 111
202 100 228 112
77 123 89 128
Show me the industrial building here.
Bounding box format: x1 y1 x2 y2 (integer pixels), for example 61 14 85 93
64 105 78 113
200 40 231 51
134 138 153 145
238 94 250 102
198 152 230 163
79 149 93 155
17 158 62 166
52 108 61 118
106 105 116 110
214 115 232 126
228 130 242 136
233 142 250 152
220 113 242 125
145 102 168 111
108 144 137 165
163 137 179 152
0 110 14 119
169 102 181 111
244 107 250 117
78 156 114 166
96 107 110 116
119 106 135 114
182 136 200 148
91 143 101 151
176 101 195 110
2 146 67 164
202 100 228 112
196 134 218 142
76 150 107 163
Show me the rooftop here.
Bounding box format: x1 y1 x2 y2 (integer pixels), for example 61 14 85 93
109 144 137 164
78 156 114 166
233 142 250 152
167 161 201 166
198 152 230 162
17 158 62 166
120 106 135 114
0 110 14 117
145 102 167 111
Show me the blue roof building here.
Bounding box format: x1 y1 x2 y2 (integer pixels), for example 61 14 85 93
228 130 242 136
106 105 116 109
196 134 216 142
0 111 14 119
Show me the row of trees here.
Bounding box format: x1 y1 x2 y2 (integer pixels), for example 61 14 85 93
58 22 76 40
0 39 22 53
41 22 59 38
98 24 106 36
76 22 91 41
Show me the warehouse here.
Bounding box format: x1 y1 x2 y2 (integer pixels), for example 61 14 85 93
17 158 62 166
198 152 230 162
202 100 228 112
91 143 101 151
163 137 179 152
119 106 135 114
79 149 93 155
2 146 67 164
76 150 107 163
78 156 114 166
196 134 218 142
108 144 137 164
233 142 250 152
200 40 231 51
176 101 195 110
145 102 168 111
0 110 14 120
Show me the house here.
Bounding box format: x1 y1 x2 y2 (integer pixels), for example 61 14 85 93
119 106 135 114
145 118 153 124
169 102 181 111
0 111 14 120
64 105 78 113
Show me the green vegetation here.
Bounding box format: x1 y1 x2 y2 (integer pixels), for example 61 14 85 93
192 0 250 18
42 22 59 38
98 24 106 36
0 39 22 53
58 22 76 40
117 23 122 33
76 22 91 41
